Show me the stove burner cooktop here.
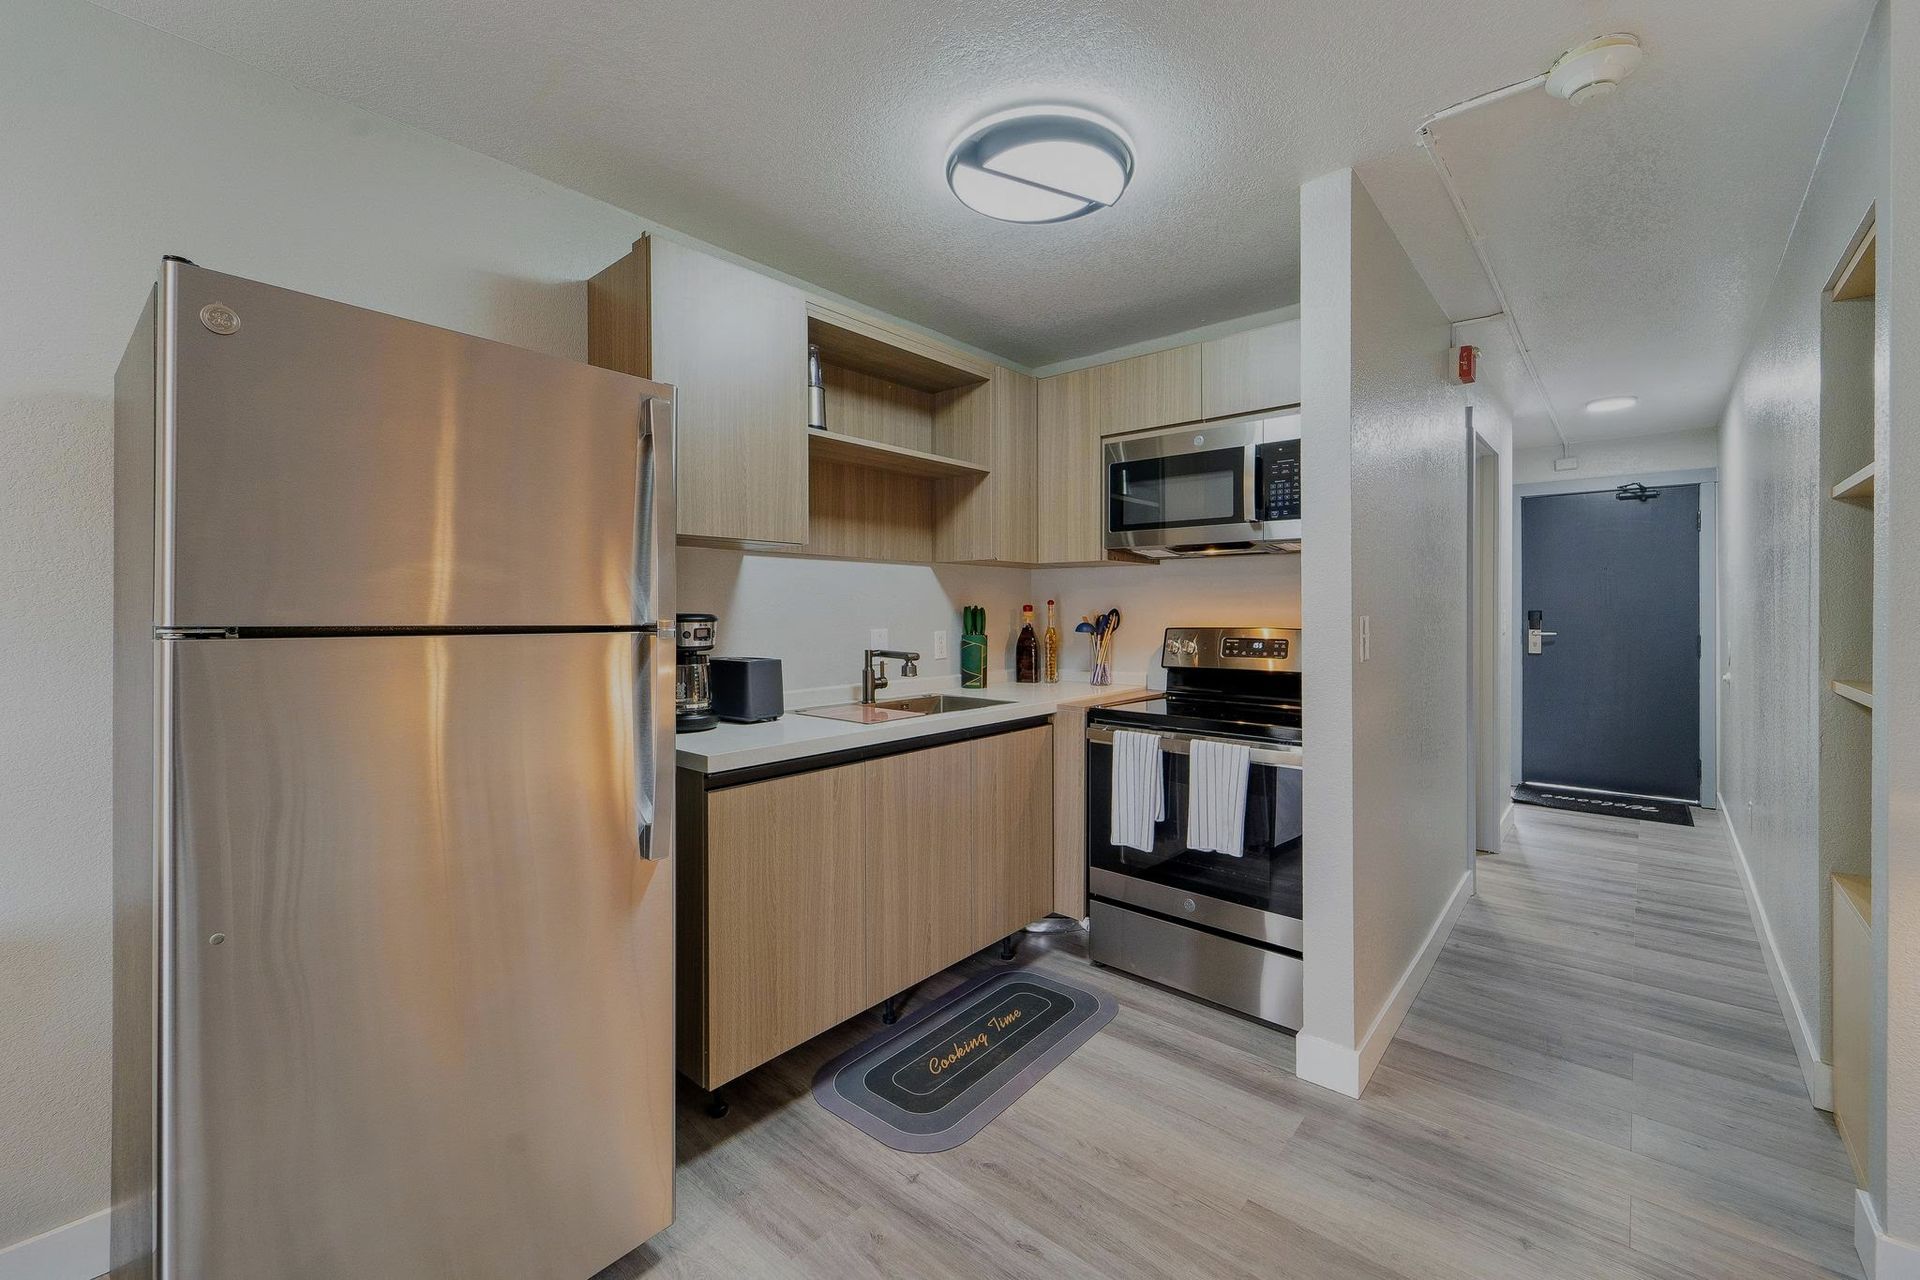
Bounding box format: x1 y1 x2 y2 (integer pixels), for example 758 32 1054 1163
1091 695 1301 744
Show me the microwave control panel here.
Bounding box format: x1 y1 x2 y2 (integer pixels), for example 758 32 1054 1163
1256 439 1301 522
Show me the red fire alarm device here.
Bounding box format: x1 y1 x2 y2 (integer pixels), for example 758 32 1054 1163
1449 344 1478 385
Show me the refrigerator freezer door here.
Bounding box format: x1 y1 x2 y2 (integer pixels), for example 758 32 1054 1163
163 632 672 1278
158 261 673 629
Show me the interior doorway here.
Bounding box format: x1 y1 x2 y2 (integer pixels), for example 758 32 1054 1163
1512 470 1718 811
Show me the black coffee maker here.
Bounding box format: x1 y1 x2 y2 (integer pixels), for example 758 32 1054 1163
675 613 719 732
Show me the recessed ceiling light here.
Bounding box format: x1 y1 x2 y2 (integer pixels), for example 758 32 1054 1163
946 107 1133 224
1586 396 1639 414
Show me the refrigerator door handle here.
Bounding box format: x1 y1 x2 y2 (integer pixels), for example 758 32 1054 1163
637 394 676 635
635 393 676 860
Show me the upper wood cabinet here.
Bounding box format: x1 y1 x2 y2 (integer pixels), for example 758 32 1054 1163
1201 319 1302 420
934 367 1038 564
1035 367 1105 564
587 235 810 547
1035 346 1201 563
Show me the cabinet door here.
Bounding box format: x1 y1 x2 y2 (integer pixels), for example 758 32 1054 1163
648 237 810 546
1036 347 1203 563
1035 367 1103 564
704 764 868 1086
935 367 1037 564
865 740 978 996
1096 345 1204 435
972 726 1054 947
1201 320 1301 419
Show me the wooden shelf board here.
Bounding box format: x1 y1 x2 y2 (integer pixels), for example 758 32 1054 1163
807 430 989 479
1832 223 1877 302
807 306 992 394
1832 462 1877 504
1831 678 1874 710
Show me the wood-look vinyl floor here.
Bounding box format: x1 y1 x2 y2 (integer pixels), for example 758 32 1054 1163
601 806 1861 1279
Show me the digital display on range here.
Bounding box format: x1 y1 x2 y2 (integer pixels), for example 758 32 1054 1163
1221 636 1288 660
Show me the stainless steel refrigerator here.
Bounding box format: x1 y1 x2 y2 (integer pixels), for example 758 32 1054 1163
111 260 678 1279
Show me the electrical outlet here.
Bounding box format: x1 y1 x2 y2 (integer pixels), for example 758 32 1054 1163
932 630 948 660
1359 615 1371 663
869 627 889 650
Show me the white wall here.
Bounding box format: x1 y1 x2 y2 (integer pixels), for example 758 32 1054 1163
676 549 1031 698
1296 169 1487 1097
1716 4 1884 1121
1031 557 1302 683
1515 426 1719 486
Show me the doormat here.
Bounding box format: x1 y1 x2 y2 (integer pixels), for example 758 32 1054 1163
1514 783 1694 826
812 968 1116 1153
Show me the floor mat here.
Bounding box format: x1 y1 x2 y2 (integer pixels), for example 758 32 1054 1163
1514 783 1694 826
812 967 1116 1153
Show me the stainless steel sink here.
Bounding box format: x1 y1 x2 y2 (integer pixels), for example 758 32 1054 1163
871 694 1010 714
797 693 1010 723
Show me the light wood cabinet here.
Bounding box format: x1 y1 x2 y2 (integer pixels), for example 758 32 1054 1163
864 739 981 997
682 764 870 1087
587 235 809 547
1201 319 1302 419
678 725 1054 1090
972 726 1054 945
1035 346 1202 564
934 367 1037 564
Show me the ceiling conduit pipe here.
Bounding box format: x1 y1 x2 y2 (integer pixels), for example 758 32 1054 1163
1414 73 1575 457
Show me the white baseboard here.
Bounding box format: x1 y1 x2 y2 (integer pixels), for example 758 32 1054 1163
0 1209 108 1280
1858 1187 1920 1278
1718 792 1833 1110
1297 867 1472 1099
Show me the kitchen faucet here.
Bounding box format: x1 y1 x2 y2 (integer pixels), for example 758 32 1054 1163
862 648 920 703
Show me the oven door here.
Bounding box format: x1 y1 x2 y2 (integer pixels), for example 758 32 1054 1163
1085 726 1303 950
1104 421 1258 551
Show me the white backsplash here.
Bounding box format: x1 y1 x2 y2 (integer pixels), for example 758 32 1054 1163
678 547 1303 701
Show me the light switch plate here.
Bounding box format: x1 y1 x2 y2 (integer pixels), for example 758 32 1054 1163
1359 615 1371 663
869 627 889 649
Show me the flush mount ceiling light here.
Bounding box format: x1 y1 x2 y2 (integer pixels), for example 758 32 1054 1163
946 106 1134 224
1545 33 1645 105
1586 395 1639 414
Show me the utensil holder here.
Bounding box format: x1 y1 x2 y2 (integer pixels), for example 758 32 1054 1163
961 634 988 688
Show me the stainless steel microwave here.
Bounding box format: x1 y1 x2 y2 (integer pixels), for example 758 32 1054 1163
1103 410 1302 557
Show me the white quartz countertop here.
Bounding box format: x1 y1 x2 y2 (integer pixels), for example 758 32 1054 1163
677 678 1150 774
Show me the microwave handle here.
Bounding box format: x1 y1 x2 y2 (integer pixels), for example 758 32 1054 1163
1246 442 1262 527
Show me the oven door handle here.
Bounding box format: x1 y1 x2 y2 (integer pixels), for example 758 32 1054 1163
1086 724 1302 770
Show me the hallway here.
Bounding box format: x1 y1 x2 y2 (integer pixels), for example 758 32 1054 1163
613 805 1860 1279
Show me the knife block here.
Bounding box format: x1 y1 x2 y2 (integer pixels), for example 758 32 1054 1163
960 633 988 688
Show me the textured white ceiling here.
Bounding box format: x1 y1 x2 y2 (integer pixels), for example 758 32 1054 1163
90 0 1872 446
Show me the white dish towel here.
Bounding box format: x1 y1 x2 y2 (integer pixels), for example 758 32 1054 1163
1187 738 1252 858
1109 730 1165 852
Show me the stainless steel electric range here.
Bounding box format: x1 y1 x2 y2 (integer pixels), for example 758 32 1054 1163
1085 626 1303 1029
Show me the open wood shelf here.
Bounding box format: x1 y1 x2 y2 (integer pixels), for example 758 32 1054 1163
807 430 989 479
1831 678 1874 710
1832 462 1877 505
806 304 993 393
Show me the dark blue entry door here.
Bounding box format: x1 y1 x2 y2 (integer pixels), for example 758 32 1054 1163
1520 485 1700 802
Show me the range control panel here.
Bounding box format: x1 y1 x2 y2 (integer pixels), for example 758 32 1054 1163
1162 626 1303 671
1256 439 1301 522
